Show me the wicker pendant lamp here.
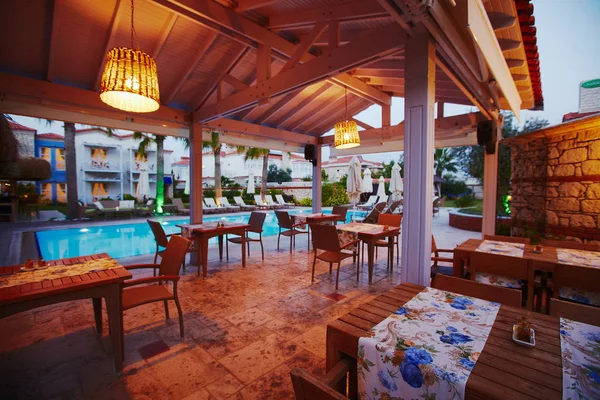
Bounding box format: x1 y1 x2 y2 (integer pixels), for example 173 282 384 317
100 0 160 113
334 87 360 149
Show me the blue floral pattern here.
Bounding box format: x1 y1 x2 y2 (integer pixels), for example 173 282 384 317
560 318 600 400
358 287 500 399
475 240 524 257
475 272 524 289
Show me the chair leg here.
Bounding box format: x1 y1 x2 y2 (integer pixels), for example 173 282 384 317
173 296 184 339
247 240 250 257
164 300 170 320
335 262 341 290
277 231 281 250
311 253 317 283
329 262 332 273
260 236 265 260
290 234 293 254
226 234 229 261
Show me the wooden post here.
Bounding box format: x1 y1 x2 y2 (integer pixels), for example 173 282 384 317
382 104 391 127
401 28 436 286
190 124 203 224
312 145 322 213
437 102 444 118
481 118 502 236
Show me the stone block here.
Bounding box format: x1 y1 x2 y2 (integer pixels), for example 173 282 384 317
589 140 600 159
582 200 600 213
548 159 558 166
559 148 587 164
558 182 585 197
559 218 570 226
549 198 580 212
557 140 574 151
554 164 575 176
578 129 600 142
570 214 596 228
575 167 582 176
546 210 558 225
564 132 577 140
587 183 600 199
582 160 600 175
548 147 560 159
546 187 558 198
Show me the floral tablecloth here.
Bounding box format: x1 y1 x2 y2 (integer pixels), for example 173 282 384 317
358 287 500 400
557 248 600 269
337 223 383 234
559 318 600 399
475 240 524 257
0 258 120 289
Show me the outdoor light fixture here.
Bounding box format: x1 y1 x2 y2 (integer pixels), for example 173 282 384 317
334 87 360 150
99 0 160 113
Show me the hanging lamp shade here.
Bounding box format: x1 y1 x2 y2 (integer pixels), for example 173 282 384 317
334 120 360 149
100 47 160 113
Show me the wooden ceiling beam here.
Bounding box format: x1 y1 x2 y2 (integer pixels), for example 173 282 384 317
94 0 126 91
252 89 302 124
505 58 525 68
235 0 281 13
374 0 412 33
352 117 374 130
222 73 250 92
46 0 60 82
194 23 405 122
273 83 331 128
205 118 317 145
311 96 365 135
281 22 327 72
498 39 521 52
487 12 516 31
268 0 388 30
152 14 179 58
289 91 346 131
165 31 218 104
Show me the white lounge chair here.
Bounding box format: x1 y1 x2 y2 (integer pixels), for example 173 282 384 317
233 196 257 211
265 195 285 209
275 194 295 207
254 195 272 209
357 195 378 210
217 197 241 212
205 198 226 213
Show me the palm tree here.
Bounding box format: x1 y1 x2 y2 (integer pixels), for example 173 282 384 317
64 122 79 219
134 132 165 213
202 131 223 198
244 147 269 200
434 148 458 178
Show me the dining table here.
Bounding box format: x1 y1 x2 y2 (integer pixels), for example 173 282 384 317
336 222 400 283
326 282 564 399
293 213 341 252
0 253 131 372
177 222 250 278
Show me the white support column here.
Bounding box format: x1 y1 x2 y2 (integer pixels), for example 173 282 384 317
481 119 502 236
190 124 204 224
311 145 322 213
401 28 436 286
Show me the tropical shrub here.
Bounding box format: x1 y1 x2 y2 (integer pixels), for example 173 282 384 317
300 198 312 207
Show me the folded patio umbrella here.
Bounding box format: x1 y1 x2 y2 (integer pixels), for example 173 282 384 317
376 176 387 198
136 162 151 201
184 169 190 195
346 156 363 206
361 167 373 194
389 163 403 201
247 172 255 194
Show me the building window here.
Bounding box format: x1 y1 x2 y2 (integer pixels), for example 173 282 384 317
57 183 67 203
92 183 107 200
40 147 51 162
55 148 65 170
40 183 52 201
91 148 109 169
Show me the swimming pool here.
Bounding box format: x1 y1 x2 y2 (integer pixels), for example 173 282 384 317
35 209 367 260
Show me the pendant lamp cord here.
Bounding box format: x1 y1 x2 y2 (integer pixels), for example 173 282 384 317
131 0 138 50
345 86 348 121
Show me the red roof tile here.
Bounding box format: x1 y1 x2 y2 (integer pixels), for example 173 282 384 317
8 121 36 132
36 133 64 140
562 111 600 122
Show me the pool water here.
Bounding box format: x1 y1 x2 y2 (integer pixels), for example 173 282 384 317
35 209 367 260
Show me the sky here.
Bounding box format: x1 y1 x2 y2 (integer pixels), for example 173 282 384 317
9 0 600 164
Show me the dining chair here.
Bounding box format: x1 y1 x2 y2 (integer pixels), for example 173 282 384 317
309 223 359 289
431 274 522 308
275 210 309 253
549 298 600 325
469 252 531 308
290 357 351 400
541 239 600 251
331 205 349 224
431 235 455 277
226 211 267 260
383 200 402 214
370 213 402 266
362 202 386 224
148 219 194 273
483 234 531 245
552 263 600 307
122 235 191 340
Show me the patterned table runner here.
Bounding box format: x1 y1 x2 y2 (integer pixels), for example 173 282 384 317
337 223 383 234
475 240 524 257
358 287 500 400
559 318 600 399
557 248 600 268
0 258 120 289
180 223 221 238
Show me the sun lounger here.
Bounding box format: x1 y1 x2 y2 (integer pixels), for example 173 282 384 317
205 197 229 213
217 197 241 212
171 198 190 215
356 195 378 210
265 195 285 209
253 195 272 209
233 196 257 211
275 194 295 207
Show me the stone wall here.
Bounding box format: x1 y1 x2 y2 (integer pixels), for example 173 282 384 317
507 115 600 243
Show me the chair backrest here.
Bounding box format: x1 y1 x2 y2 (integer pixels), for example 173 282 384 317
275 194 286 204
365 195 377 205
553 263 600 295
310 223 341 253
248 211 266 233
377 213 402 227
205 198 218 207
549 298 600 325
254 195 266 205
158 235 191 276
147 219 169 248
379 195 388 204
265 195 276 205
217 197 230 206
541 239 600 252
275 210 293 229
431 235 439 256
233 196 246 205
483 234 531 245
172 198 184 208
384 200 402 214
431 274 522 308
363 202 386 224
469 252 529 280
290 368 348 400
331 206 348 220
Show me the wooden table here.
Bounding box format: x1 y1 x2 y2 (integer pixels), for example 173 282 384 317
177 222 250 278
296 213 341 252
337 222 400 283
326 282 562 399
0 254 131 372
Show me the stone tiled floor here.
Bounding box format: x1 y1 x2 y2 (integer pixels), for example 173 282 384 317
0 209 478 399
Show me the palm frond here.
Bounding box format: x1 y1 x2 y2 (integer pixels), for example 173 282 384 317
137 137 152 157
